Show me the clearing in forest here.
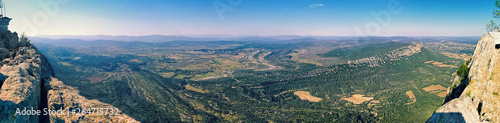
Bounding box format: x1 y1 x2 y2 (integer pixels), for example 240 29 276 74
423 84 448 97
440 52 471 61
424 61 434 64
437 91 448 97
294 91 323 102
129 59 142 63
425 61 456 68
185 84 207 93
406 91 416 99
341 94 373 104
86 77 107 83
423 85 447 93
432 62 457 68
370 100 380 104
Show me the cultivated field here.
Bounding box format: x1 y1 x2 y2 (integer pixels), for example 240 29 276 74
294 91 322 102
423 84 448 97
342 94 373 104
406 91 416 99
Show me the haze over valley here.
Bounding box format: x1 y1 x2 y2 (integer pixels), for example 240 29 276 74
0 0 497 122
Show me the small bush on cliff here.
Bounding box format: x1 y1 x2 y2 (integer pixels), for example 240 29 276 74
457 63 469 78
17 33 31 47
487 20 499 32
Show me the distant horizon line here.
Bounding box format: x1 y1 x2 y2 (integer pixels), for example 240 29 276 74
31 34 483 38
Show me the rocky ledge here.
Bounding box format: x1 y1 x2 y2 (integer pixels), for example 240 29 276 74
0 28 138 122
44 77 138 122
0 29 52 122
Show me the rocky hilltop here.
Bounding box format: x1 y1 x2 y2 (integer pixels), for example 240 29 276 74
348 42 423 67
428 33 500 122
0 29 138 122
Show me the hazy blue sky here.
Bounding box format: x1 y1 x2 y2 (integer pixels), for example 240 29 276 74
3 0 496 36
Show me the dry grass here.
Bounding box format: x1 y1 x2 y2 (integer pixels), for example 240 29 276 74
437 91 448 97
341 94 373 104
174 74 187 79
424 61 434 64
432 62 457 68
185 84 206 93
159 72 175 78
423 84 448 97
129 59 142 63
423 84 447 93
424 60 456 68
289 50 323 66
294 91 322 102
59 62 73 66
440 52 471 61
406 91 416 99
232 52 247 59
370 100 380 103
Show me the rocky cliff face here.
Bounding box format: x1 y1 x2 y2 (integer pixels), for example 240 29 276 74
0 29 138 122
0 29 52 122
348 42 423 67
44 77 138 122
428 33 500 122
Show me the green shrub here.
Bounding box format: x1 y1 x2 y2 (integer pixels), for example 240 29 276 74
457 63 469 78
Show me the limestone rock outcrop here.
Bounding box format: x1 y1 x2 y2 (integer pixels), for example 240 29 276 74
428 33 500 122
0 29 138 122
348 42 423 67
44 77 138 122
427 96 480 123
0 29 51 123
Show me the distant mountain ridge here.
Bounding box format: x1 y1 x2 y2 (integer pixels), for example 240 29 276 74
32 35 481 43
33 35 324 42
348 43 423 67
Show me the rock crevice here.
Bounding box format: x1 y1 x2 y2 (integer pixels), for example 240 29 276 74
0 29 51 123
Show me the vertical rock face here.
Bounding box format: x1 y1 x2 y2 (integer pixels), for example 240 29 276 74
428 34 500 122
463 33 500 122
0 29 138 122
0 29 53 122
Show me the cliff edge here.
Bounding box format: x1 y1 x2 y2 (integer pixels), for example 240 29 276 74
428 33 500 122
0 28 53 122
0 29 138 122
